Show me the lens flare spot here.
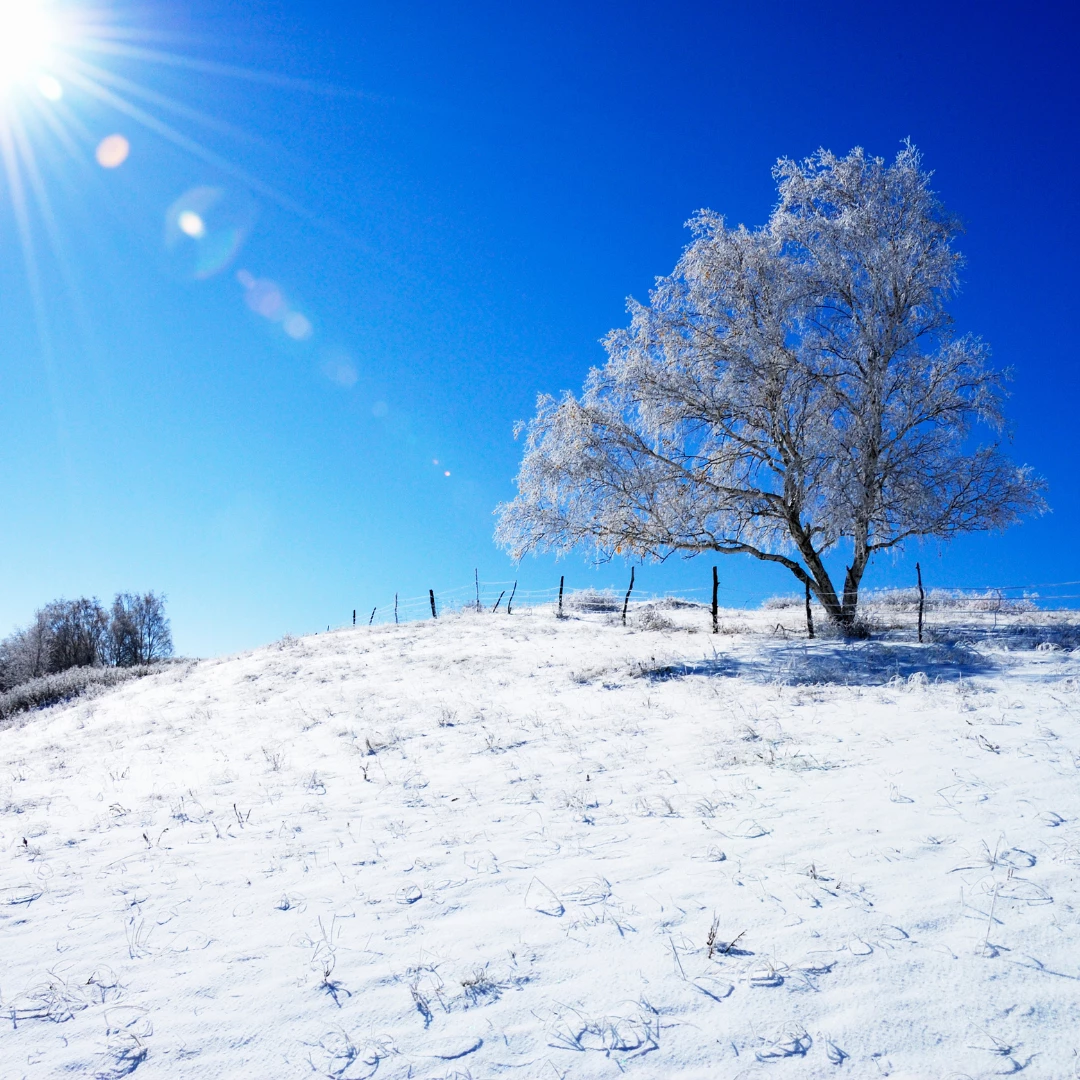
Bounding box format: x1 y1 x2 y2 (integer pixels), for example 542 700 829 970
322 355 358 388
96 134 130 168
444 471 451 477
36 74 61 100
283 312 312 340
243 279 286 320
178 210 206 239
165 187 254 279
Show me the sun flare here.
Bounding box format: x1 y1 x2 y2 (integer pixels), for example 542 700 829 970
0 0 323 361
0 0 58 95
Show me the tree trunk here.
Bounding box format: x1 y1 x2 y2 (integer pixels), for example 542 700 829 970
788 520 845 624
840 538 871 627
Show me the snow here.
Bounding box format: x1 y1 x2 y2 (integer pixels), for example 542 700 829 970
3 602 1080 1079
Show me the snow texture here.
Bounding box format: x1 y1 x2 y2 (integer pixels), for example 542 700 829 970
3 602 1080 1078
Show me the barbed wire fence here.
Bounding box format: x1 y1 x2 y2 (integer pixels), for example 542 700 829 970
323 570 1080 637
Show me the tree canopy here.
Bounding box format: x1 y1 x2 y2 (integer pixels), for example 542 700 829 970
496 145 1046 626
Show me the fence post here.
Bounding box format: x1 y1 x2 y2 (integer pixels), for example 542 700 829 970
353 609 356 626
507 580 517 615
475 568 481 613
711 566 719 634
805 580 815 639
369 607 376 626
394 593 398 625
429 590 437 619
492 590 506 613
558 575 564 618
622 567 635 626
916 562 925 643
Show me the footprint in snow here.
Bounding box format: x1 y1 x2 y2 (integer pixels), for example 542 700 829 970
755 1026 811 1060
104 1006 153 1040
747 964 784 988
94 1037 148 1080
795 960 836 976
689 845 727 862
999 848 1036 869
168 931 210 953
730 820 768 839
563 876 612 906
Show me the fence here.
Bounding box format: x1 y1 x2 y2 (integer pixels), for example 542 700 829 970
330 572 1080 637
344 578 710 630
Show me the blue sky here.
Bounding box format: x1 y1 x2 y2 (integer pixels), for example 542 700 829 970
1 0 1077 656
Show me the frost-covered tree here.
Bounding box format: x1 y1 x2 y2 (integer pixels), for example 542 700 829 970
496 145 1046 628
106 592 173 666
0 598 108 689
0 592 173 691
44 597 110 671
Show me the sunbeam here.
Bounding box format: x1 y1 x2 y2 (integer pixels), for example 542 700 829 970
0 0 362 302
0 0 372 392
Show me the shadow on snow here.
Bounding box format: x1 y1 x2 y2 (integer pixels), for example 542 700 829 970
645 640 995 687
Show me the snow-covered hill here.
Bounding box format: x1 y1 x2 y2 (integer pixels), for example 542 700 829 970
3 603 1080 1079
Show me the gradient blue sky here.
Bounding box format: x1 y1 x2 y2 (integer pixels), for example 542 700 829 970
1 0 1077 656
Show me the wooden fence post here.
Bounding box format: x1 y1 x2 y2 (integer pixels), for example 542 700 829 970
429 590 437 619
492 590 506 613
805 580 815 639
394 593 398 624
558 575 564 618
353 609 356 626
711 566 719 634
916 562 925 643
475 569 481 613
622 567 635 626
368 607 376 626
507 580 517 615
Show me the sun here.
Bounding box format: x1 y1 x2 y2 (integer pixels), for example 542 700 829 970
0 0 329 358
0 0 58 96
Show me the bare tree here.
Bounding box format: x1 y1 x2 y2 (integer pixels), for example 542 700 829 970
0 598 112 680
1 591 173 690
496 145 1046 628
44 598 110 671
0 622 46 691
107 592 173 666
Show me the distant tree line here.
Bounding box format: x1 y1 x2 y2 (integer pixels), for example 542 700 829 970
0 592 172 693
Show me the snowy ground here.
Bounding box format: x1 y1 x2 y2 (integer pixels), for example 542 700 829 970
3 601 1080 1079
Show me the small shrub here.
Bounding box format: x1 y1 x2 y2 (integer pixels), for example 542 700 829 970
1 592 173 691
861 587 1037 614
762 595 802 610
636 607 677 632
816 615 875 640
0 664 165 725
564 589 621 613
651 597 704 610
